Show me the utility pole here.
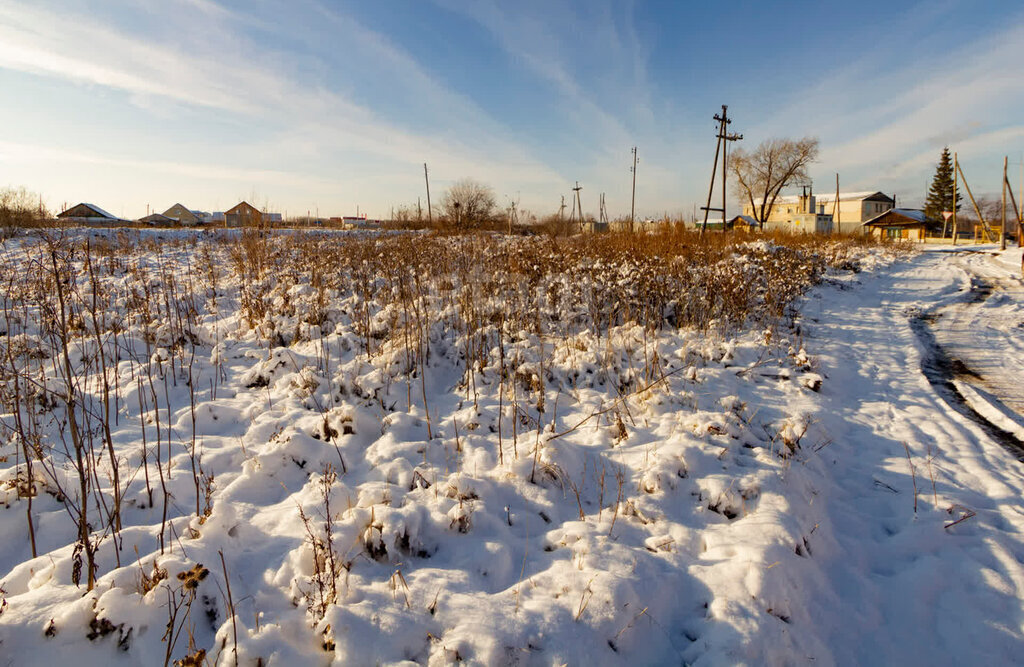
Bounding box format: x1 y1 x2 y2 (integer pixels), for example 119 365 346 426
721 129 728 233
1013 155 1024 233
956 159 993 242
507 195 519 235
1004 160 1023 247
834 174 840 235
570 182 583 232
952 153 958 245
1002 156 1008 251
424 163 433 225
630 146 638 233
700 105 742 235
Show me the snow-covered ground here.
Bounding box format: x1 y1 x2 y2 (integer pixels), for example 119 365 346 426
923 246 1024 421
784 244 1024 664
0 233 1022 665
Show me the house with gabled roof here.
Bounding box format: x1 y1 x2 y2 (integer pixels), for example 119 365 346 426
57 203 120 223
225 201 263 227
863 208 939 241
813 191 895 234
162 203 203 225
727 215 760 231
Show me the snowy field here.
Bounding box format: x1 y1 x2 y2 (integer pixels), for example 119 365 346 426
0 229 1022 666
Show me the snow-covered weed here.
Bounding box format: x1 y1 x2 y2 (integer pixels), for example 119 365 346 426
0 227 883 663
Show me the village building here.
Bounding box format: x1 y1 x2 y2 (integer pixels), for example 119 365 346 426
727 215 760 232
744 190 892 234
225 201 263 227
693 217 730 231
341 215 381 229
862 208 939 241
745 188 833 234
138 213 174 225
813 191 896 234
56 203 120 223
581 219 610 233
162 203 204 225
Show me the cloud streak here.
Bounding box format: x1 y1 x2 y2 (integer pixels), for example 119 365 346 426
0 0 564 214
0 0 1022 216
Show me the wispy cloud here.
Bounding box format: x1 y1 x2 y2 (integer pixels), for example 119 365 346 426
0 0 563 214
741 5 1024 200
0 140 337 188
1 0 1021 216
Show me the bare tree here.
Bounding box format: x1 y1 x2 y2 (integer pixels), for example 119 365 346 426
0 187 49 230
440 179 497 229
730 138 819 225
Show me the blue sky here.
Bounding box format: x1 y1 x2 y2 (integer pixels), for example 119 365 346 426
1 0 1023 220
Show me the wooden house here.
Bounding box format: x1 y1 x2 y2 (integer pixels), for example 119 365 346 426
225 201 263 227
56 203 120 223
727 215 760 231
162 203 203 225
863 208 939 241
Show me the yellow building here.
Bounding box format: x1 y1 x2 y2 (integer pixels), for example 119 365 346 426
742 189 833 234
743 190 894 235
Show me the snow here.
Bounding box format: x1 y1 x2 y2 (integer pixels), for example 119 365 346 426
0 233 1022 665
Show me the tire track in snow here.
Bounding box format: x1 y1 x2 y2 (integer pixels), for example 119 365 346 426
909 250 1024 459
798 251 1024 665
909 313 1024 460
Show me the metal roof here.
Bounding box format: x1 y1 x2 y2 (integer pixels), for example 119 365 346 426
755 191 893 206
863 208 933 226
58 203 117 219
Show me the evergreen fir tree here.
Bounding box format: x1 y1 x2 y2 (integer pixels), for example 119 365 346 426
923 147 961 221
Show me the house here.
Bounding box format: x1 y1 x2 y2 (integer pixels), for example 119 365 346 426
744 190 892 234
727 215 760 231
56 203 120 223
162 203 200 225
805 191 894 234
225 201 263 227
863 208 939 241
138 213 174 225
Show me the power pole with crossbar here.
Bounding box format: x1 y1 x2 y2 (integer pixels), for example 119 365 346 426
700 105 742 235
